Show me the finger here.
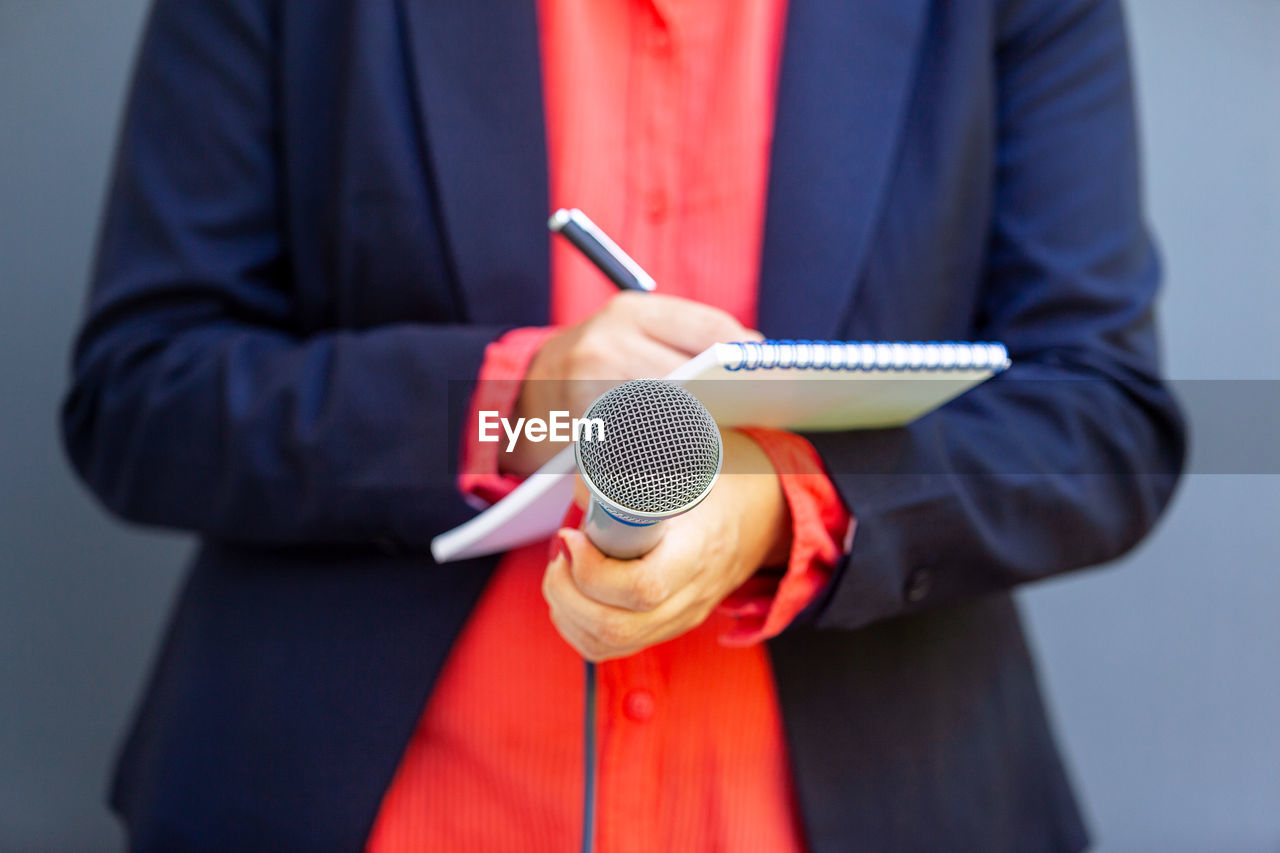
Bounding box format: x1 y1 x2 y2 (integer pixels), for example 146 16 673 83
619 330 691 373
557 527 674 612
546 600 612 662
550 530 710 644
629 295 754 355
566 334 686 404
543 543 650 654
611 332 691 377
565 334 687 414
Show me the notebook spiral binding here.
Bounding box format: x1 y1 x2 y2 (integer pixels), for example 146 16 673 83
725 340 1010 372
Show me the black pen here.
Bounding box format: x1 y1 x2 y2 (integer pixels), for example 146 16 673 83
548 208 657 292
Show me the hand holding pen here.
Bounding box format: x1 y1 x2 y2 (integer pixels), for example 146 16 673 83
499 209 758 476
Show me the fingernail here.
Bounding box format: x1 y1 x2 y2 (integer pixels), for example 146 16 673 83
548 534 571 567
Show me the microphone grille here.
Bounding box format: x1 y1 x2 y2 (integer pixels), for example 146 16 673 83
576 380 722 514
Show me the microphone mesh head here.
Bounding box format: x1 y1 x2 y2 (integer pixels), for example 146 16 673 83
575 380 722 514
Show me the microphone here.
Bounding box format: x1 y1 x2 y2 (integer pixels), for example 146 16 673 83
571 378 722 853
573 379 723 559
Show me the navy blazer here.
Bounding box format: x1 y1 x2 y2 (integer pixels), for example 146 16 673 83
64 0 1185 850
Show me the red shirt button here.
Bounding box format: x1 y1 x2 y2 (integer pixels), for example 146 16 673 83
623 688 656 722
645 189 668 221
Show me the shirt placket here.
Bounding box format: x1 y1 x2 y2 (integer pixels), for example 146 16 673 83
599 5 685 852
597 649 666 853
626 0 680 286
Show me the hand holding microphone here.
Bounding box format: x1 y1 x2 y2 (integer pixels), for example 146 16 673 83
544 410 791 662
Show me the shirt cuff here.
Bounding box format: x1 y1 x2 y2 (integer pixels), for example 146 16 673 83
457 326 559 508
716 427 855 646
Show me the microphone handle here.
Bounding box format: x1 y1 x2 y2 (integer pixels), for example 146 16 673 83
582 499 664 560
578 500 660 853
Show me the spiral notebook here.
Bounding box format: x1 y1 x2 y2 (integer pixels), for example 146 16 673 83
670 339 1009 430
431 340 1009 562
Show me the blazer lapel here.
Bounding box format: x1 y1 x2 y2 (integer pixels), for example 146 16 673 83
757 0 930 340
399 0 551 326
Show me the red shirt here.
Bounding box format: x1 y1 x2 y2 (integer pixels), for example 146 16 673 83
368 1 851 849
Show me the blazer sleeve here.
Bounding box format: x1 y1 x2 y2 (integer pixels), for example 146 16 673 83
60 0 503 551
798 0 1187 631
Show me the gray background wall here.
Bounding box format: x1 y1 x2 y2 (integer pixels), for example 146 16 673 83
0 1 1276 850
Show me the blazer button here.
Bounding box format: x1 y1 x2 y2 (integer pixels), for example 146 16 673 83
904 568 932 603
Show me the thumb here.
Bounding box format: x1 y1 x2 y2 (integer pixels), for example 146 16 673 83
551 526 597 573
